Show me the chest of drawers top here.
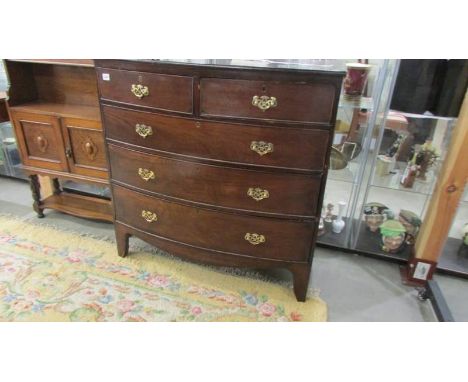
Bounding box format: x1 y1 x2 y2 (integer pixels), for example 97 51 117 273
94 59 344 128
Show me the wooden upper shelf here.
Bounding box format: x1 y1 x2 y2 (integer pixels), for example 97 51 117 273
8 59 94 67
9 101 101 121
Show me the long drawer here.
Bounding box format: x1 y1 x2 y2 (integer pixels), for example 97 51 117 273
200 78 337 124
96 68 193 114
113 184 314 262
108 144 321 217
103 105 329 172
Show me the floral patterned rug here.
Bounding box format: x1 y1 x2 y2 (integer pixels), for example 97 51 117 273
0 216 327 322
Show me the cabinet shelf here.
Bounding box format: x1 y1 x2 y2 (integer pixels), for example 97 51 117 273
339 96 374 111
9 102 101 121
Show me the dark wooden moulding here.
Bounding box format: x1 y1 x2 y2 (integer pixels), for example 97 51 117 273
95 59 344 302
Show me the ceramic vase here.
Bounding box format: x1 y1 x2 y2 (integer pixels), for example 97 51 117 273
332 201 346 234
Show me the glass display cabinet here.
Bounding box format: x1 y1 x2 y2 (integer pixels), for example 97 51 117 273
317 59 401 251
318 59 465 272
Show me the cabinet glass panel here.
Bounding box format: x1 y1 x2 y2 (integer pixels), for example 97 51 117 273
438 185 468 275
318 59 399 249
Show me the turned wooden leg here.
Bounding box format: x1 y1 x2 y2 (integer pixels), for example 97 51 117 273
52 178 61 195
115 223 130 258
289 264 312 302
29 174 44 218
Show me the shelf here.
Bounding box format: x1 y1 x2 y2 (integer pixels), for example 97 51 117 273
371 167 435 196
316 217 350 248
9 101 101 121
339 96 374 111
40 192 113 222
327 161 361 183
389 109 458 122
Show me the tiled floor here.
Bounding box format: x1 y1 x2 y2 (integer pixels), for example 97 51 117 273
1 176 467 321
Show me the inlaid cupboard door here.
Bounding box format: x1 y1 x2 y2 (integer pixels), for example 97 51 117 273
10 111 69 172
60 117 108 179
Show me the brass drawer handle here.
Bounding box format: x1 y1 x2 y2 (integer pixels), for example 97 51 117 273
135 124 153 138
141 210 158 223
138 168 155 182
252 95 277 111
245 233 266 245
250 141 274 156
247 187 269 201
131 84 149 99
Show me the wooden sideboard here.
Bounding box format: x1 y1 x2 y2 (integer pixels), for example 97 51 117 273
5 60 112 221
95 59 344 301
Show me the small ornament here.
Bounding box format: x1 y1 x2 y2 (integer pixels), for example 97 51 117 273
380 220 407 253
363 202 391 232
398 210 422 245
324 203 334 223
332 201 347 234
459 223 468 257
317 206 326 236
400 161 418 188
415 140 439 181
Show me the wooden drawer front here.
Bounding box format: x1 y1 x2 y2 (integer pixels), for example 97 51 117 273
61 118 108 179
113 185 314 262
200 78 337 124
96 68 193 114
108 144 321 217
103 105 329 172
10 111 68 172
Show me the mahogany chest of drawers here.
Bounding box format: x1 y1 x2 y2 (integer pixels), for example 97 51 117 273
95 59 344 301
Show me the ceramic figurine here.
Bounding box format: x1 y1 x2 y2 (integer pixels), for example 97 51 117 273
363 202 391 232
324 203 334 223
400 152 418 189
415 140 439 181
380 220 407 253
398 210 422 245
317 206 326 236
332 201 347 234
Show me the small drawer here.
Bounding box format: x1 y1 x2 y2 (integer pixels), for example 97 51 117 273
103 105 329 172
200 78 337 124
96 68 193 114
113 185 314 262
108 144 322 217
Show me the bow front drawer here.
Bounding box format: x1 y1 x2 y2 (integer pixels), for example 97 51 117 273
108 144 322 217
200 78 337 124
103 105 329 172
113 185 314 262
96 68 193 114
